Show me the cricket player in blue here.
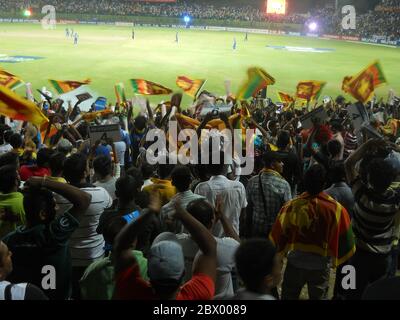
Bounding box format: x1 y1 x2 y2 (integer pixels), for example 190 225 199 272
74 33 79 45
233 37 237 50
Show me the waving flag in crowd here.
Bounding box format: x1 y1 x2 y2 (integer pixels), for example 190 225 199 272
237 67 276 100
0 85 49 125
0 68 23 90
176 76 206 98
130 79 172 95
342 60 387 104
277 91 295 105
49 78 91 94
296 80 326 102
114 82 127 105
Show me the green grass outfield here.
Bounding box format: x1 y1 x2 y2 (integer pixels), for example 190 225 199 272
1 23 399 107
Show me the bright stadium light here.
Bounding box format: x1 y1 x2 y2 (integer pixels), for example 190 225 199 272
308 22 318 32
184 15 191 24
23 9 32 17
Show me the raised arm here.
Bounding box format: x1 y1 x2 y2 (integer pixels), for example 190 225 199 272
113 193 161 274
173 201 217 281
25 177 91 218
344 138 381 183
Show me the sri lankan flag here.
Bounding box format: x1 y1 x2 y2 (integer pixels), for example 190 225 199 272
130 79 172 95
269 192 356 267
114 82 127 105
277 91 295 104
237 67 275 100
49 79 91 94
0 85 49 126
296 80 326 101
342 60 387 104
0 68 23 90
176 76 206 98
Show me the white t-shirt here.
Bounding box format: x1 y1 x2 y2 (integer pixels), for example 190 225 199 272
175 233 240 299
113 141 126 166
0 143 12 155
55 186 113 267
195 175 247 237
94 177 117 201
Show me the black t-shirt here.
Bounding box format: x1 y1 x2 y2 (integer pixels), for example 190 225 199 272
281 150 302 189
2 212 79 300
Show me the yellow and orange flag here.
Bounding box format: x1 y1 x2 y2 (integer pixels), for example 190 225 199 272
49 79 91 94
296 80 326 101
0 68 23 90
277 91 295 105
176 76 206 98
342 60 387 104
0 85 48 126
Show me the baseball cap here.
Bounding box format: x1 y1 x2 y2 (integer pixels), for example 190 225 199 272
147 240 185 283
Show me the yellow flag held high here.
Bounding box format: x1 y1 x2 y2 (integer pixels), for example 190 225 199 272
0 68 23 90
0 85 49 125
296 80 326 101
176 76 206 98
237 67 276 100
342 60 387 104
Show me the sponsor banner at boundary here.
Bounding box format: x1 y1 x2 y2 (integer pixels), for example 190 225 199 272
1 17 399 47
322 34 340 39
115 22 134 27
341 35 360 41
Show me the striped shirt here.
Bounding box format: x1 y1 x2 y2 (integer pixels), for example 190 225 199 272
352 179 400 254
344 131 358 159
55 186 113 266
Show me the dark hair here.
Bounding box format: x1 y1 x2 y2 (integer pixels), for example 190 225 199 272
157 163 175 179
3 130 13 144
49 152 66 177
186 199 214 229
327 139 342 158
277 130 290 149
103 217 127 247
115 175 137 201
304 164 326 195
93 155 112 178
331 121 343 132
36 148 54 168
0 165 18 193
171 165 192 192
207 150 225 176
23 188 56 226
134 115 147 131
235 239 277 292
9 133 22 149
367 158 395 192
63 153 87 185
125 166 144 188
0 152 19 168
141 162 155 180
328 161 346 184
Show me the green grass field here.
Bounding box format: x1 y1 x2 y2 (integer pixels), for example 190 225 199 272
1 23 399 106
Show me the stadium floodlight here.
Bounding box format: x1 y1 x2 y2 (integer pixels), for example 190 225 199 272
308 22 318 32
183 15 191 24
23 9 32 17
